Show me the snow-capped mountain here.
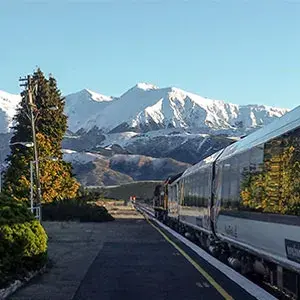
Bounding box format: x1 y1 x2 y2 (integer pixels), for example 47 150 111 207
77 83 289 134
0 90 21 133
0 84 291 186
64 89 116 133
0 84 289 134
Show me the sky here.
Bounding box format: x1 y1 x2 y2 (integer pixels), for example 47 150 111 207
0 0 299 109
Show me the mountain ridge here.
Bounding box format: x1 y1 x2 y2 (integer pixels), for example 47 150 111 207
0 84 291 186
0 84 289 135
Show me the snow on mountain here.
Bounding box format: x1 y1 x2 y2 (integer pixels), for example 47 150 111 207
79 83 289 134
62 149 105 164
0 84 291 185
100 131 139 148
0 83 289 135
0 90 21 133
64 89 116 133
99 129 211 148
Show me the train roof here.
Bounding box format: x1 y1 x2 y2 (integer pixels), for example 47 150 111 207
181 149 223 178
169 176 181 186
219 105 300 161
168 172 183 184
180 105 299 178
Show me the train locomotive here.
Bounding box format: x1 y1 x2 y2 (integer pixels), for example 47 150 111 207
152 106 300 298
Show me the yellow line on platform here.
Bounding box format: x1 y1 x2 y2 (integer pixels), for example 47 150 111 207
145 215 234 300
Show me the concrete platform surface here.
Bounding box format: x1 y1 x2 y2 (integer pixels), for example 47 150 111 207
10 218 259 300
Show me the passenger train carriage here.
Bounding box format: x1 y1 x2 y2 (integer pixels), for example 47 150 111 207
153 105 300 298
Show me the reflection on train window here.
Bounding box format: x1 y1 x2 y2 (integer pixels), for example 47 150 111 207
240 127 300 215
182 167 211 208
218 127 300 215
215 162 223 208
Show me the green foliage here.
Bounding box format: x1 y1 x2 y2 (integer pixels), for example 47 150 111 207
76 187 104 202
0 196 48 288
3 68 80 202
42 199 114 222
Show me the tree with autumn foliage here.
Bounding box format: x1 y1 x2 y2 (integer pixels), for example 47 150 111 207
3 68 80 203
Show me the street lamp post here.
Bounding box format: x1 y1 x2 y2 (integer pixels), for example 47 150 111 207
20 75 59 219
0 150 3 193
1 138 58 220
30 157 58 220
0 165 2 193
19 74 58 221
28 77 42 209
30 160 34 213
19 75 42 216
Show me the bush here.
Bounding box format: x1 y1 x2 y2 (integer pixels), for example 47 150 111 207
76 186 105 203
0 196 48 288
42 199 114 222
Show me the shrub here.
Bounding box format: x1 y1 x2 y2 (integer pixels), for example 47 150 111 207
0 195 48 288
76 188 104 203
42 199 114 222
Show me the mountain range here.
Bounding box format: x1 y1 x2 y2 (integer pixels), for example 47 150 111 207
0 84 289 186
0 83 288 134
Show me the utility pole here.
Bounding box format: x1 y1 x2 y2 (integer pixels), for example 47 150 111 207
19 75 42 212
0 154 2 193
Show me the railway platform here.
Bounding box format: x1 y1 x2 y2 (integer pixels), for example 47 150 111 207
73 213 273 300
10 207 275 300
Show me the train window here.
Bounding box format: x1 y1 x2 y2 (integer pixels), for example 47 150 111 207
198 172 203 206
185 177 189 206
193 175 197 207
239 126 300 215
187 176 192 206
190 176 194 206
201 171 208 207
183 178 187 206
228 157 239 208
183 169 209 208
218 151 251 211
195 173 200 207
203 170 210 206
222 160 231 208
178 182 182 205
215 162 223 208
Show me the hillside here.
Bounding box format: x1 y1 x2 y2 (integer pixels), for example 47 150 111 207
63 150 190 186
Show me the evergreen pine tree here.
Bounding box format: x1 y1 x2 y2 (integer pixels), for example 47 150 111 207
3 68 79 202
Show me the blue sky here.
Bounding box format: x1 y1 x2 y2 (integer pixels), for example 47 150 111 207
0 0 299 109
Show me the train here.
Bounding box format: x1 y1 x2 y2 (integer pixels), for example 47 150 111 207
151 105 300 298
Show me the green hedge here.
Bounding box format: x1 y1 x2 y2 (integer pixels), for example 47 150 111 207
42 199 114 222
0 196 48 288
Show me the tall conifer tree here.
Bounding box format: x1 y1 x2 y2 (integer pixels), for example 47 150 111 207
3 69 79 202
